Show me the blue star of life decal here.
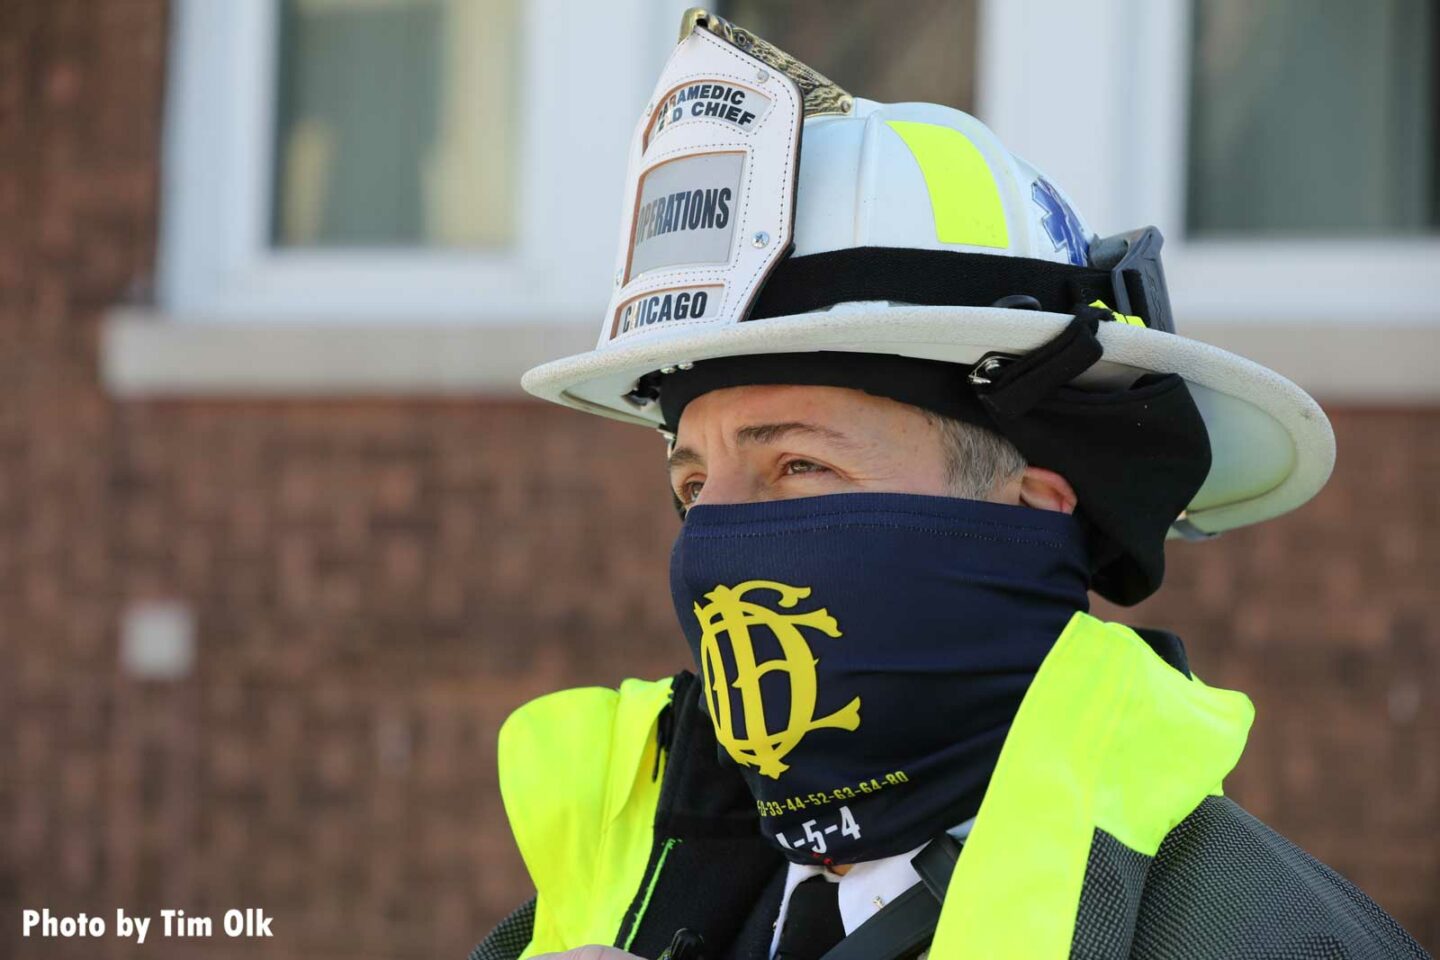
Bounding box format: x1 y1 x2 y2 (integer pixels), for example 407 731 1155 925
1031 178 1089 266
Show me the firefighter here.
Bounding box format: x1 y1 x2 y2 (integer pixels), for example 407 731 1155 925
471 10 1427 960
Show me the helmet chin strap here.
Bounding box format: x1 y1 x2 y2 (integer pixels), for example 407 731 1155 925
970 305 1108 422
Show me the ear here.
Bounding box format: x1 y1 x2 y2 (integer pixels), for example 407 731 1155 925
1017 466 1078 514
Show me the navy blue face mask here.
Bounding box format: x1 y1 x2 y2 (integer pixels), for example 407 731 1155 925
669 492 1091 864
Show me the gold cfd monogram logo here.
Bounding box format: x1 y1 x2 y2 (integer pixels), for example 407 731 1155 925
694 581 862 779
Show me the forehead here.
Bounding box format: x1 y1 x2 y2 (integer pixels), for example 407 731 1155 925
674 383 927 438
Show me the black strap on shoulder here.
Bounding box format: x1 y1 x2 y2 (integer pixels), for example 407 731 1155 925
817 833 964 960
911 832 963 900
748 247 1123 324
816 883 939 960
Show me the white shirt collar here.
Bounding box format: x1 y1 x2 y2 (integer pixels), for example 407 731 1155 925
767 819 973 959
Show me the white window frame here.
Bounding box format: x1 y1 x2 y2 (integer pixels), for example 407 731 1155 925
978 0 1440 329
110 0 1438 397
154 0 692 324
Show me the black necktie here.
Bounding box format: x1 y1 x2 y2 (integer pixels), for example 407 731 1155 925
775 875 846 960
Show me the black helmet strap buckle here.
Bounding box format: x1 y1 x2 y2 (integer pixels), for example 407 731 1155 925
970 305 1108 422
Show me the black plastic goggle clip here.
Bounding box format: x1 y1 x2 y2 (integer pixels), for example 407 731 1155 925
1088 225 1174 334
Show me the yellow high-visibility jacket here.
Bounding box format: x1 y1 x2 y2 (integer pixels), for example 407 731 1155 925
473 614 1426 960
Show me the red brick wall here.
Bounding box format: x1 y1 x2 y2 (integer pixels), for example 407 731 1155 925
0 2 1435 958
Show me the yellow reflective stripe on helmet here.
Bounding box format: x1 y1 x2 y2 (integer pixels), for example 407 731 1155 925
885 120 1010 249
497 678 674 957
1089 298 1146 327
931 613 1253 959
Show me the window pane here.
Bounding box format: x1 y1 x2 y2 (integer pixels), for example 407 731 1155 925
719 0 978 113
1187 0 1438 237
272 0 518 248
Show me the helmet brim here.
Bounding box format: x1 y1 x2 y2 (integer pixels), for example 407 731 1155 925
521 304 1335 538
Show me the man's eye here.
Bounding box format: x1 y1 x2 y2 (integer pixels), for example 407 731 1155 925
781 459 829 477
679 480 704 504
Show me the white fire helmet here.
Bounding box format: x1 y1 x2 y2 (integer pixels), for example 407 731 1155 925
522 8 1334 551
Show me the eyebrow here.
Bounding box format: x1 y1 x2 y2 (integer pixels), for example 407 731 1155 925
666 421 856 471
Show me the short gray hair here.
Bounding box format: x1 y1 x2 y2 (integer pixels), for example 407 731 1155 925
924 412 1027 500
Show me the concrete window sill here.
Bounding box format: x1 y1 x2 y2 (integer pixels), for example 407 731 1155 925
101 309 1439 402
101 309 596 397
